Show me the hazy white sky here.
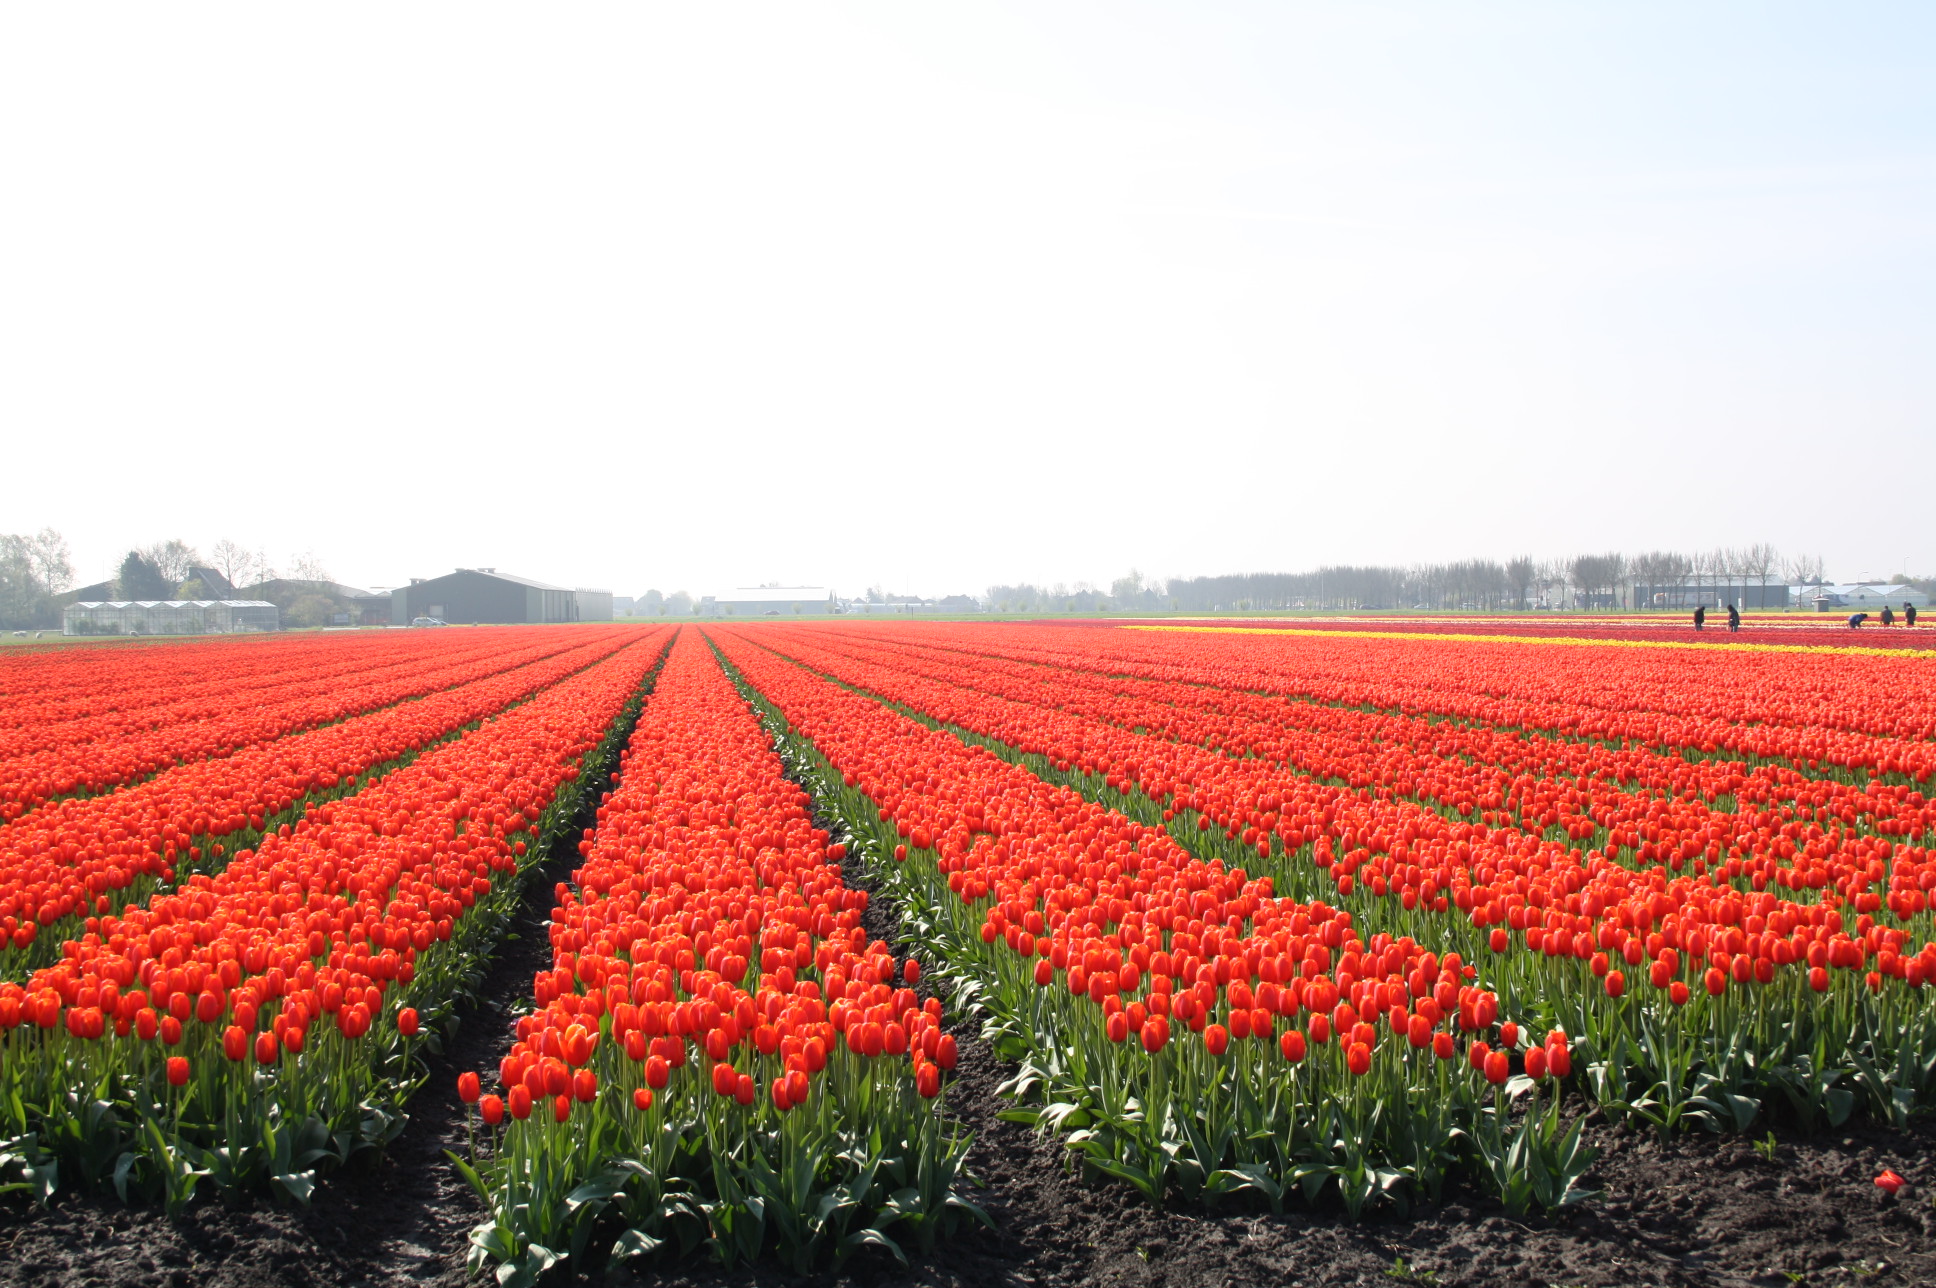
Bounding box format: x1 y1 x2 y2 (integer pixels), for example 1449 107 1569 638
4 3 1931 598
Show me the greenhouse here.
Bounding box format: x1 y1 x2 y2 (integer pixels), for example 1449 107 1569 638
62 600 281 636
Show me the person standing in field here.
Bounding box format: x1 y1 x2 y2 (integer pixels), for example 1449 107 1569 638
1849 612 1868 629
1694 606 1706 631
1727 603 1740 633
1908 602 1919 627
1882 604 1895 627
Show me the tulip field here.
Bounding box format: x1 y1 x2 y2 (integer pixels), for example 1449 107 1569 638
3 619 1934 1283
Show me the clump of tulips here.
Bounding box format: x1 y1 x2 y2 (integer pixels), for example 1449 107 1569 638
0 627 630 818
745 624 1936 1148
714 630 1585 1217
457 634 981 1286
0 631 671 1211
0 629 644 976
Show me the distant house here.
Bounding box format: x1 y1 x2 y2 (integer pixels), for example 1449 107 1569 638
58 579 117 606
389 568 585 625
703 587 835 616
247 578 392 626
937 594 981 613
185 566 236 597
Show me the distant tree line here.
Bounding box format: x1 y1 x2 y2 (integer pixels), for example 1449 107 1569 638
989 545 1840 614
0 530 348 630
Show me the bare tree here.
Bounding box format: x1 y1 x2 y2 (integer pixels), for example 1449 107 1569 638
1784 553 1824 609
1628 551 1662 608
1564 553 1626 608
288 551 332 586
210 539 265 593
136 539 200 587
1784 552 1824 586
1735 542 1779 606
1505 556 1535 610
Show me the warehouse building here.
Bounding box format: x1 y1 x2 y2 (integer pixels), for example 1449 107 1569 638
701 587 834 616
64 600 280 636
576 589 614 622
388 568 582 625
1809 583 1931 612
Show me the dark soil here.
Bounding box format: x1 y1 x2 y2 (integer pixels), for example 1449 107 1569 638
6 739 1934 1288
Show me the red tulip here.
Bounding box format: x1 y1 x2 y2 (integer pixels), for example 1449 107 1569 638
1876 1170 1906 1196
480 1094 505 1126
166 1056 190 1087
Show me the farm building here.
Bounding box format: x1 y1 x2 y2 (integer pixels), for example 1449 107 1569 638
388 568 583 625
1810 584 1931 612
1632 581 1791 610
702 587 834 616
63 600 280 636
248 578 393 627
576 589 614 622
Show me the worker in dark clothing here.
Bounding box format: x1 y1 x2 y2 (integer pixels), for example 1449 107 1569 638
1694 606 1706 631
1849 612 1868 629
1909 603 1920 627
1727 603 1740 632
1882 605 1895 627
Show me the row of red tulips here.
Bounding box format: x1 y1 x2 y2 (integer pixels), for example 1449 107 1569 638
0 629 671 1210
459 632 979 1284
0 630 643 977
785 627 1930 890
1 629 408 710
0 628 612 818
938 622 1936 779
712 629 1578 1216
740 625 1936 1142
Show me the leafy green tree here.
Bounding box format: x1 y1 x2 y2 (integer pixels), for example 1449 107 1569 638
117 550 171 600
286 593 337 628
1 528 75 628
